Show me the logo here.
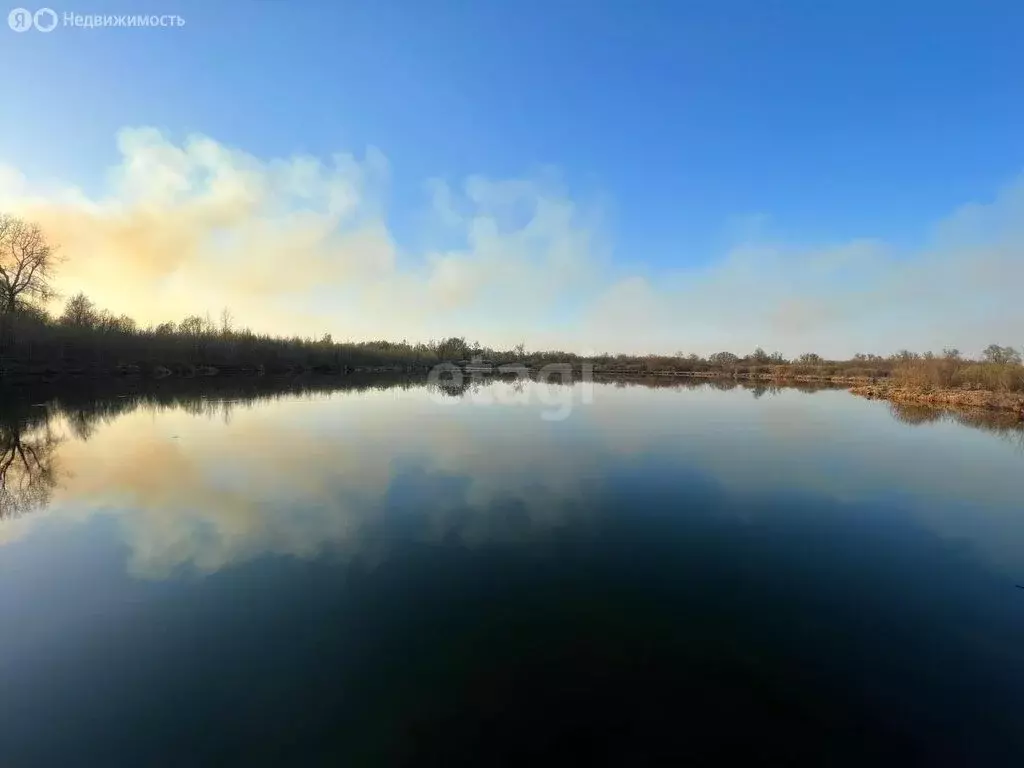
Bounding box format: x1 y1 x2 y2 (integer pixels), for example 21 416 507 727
7 7 32 30
7 6 56 31
33 6 56 31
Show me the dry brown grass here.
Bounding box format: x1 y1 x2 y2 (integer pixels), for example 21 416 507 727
851 384 1024 413
891 359 1024 393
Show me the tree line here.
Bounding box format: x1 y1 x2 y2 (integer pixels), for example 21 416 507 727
1 212 1022 390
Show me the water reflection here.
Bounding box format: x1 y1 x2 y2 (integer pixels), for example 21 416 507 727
2 376 1024 765
0 376 1022 579
0 404 61 520
889 401 1024 450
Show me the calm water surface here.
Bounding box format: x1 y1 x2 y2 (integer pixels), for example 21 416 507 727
1 378 1023 766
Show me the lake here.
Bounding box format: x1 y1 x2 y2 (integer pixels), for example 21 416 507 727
2 376 1023 766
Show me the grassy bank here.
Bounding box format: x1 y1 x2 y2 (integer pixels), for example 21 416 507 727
848 358 1024 415
850 385 1024 414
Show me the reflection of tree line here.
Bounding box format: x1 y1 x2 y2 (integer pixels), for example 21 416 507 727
888 403 1024 451
48 374 426 432
2 375 1021 520
599 376 840 396
0 375 424 519
0 403 60 520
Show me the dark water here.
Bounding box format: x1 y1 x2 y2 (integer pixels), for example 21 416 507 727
2 378 1023 766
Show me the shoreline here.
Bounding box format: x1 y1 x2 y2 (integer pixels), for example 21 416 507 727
591 369 873 385
1 364 874 386
850 384 1024 415
2 365 1022 418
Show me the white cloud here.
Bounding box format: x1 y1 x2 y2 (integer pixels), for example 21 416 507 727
0 127 1021 357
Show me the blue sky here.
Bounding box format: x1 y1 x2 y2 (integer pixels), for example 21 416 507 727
2 0 1023 355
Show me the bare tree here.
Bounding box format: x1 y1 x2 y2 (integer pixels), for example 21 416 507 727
708 351 739 367
749 347 771 363
0 214 59 313
436 336 468 361
982 344 1022 365
179 315 205 338
0 214 60 348
892 349 919 362
60 292 99 328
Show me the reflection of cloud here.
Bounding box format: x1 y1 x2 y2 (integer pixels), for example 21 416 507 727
19 387 604 578
1 382 1023 579
46 403 401 577
2 128 1023 356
